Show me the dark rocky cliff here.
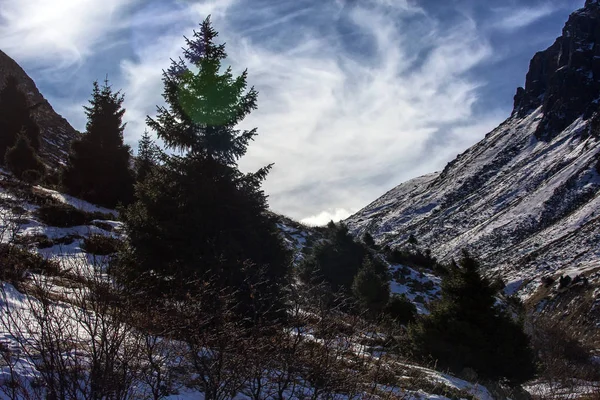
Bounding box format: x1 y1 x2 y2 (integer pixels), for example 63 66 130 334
513 0 600 140
0 49 79 167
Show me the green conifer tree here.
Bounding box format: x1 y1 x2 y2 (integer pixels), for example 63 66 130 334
300 222 386 292
0 75 41 158
122 17 291 320
4 132 46 181
363 232 377 249
62 80 134 208
409 251 536 384
352 257 390 314
384 295 417 325
135 130 158 183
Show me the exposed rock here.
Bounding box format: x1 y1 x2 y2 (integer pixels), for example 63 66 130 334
0 49 79 168
513 1 600 141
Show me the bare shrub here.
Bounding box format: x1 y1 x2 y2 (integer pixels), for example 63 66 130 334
81 234 122 256
530 314 600 399
0 256 148 399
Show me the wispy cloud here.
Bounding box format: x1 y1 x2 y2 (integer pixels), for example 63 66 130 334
3 0 525 223
226 2 497 221
492 4 559 31
112 0 503 222
0 0 137 70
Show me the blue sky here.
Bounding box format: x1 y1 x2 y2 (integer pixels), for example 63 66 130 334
0 0 584 224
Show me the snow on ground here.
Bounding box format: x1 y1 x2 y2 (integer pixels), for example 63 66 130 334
503 278 524 296
0 275 495 400
1 186 499 400
35 186 118 216
389 264 441 314
525 379 600 399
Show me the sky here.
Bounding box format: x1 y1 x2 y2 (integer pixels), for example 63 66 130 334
0 0 585 225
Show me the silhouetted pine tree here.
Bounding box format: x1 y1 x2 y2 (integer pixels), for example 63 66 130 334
122 17 291 321
0 75 40 159
363 232 377 249
135 130 158 183
384 295 417 325
409 251 536 384
62 80 134 208
352 257 390 314
299 222 387 293
4 132 46 181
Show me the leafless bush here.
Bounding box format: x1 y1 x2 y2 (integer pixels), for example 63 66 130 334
529 313 600 400
0 254 159 400
531 315 598 382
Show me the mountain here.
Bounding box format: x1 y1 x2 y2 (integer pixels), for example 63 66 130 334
0 49 79 167
346 1 600 310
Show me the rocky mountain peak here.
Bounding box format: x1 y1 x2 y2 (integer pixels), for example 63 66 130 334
513 0 600 141
0 49 79 167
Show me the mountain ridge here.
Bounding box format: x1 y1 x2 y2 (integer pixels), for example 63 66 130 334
346 1 600 305
0 49 79 167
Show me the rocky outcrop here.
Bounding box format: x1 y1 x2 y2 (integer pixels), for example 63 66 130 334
513 0 600 141
0 49 79 168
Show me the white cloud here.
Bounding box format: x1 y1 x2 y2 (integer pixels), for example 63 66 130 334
116 0 504 221
0 0 136 70
4 0 508 222
492 5 558 31
224 3 498 220
301 209 354 226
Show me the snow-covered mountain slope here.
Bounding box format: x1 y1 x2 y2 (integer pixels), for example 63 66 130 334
346 1 600 307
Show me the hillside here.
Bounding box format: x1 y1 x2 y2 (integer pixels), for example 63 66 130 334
347 0 600 294
0 171 507 400
0 50 79 167
0 54 503 397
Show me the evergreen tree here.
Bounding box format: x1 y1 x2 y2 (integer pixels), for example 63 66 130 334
409 252 536 384
148 16 258 163
352 257 390 314
4 132 46 181
62 80 134 208
0 75 40 158
407 234 418 245
299 222 387 293
384 295 417 325
363 232 377 249
122 17 291 320
135 130 158 183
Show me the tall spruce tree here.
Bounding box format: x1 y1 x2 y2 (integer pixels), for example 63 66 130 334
135 130 158 183
0 75 41 159
122 17 290 320
62 80 134 208
409 252 536 384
